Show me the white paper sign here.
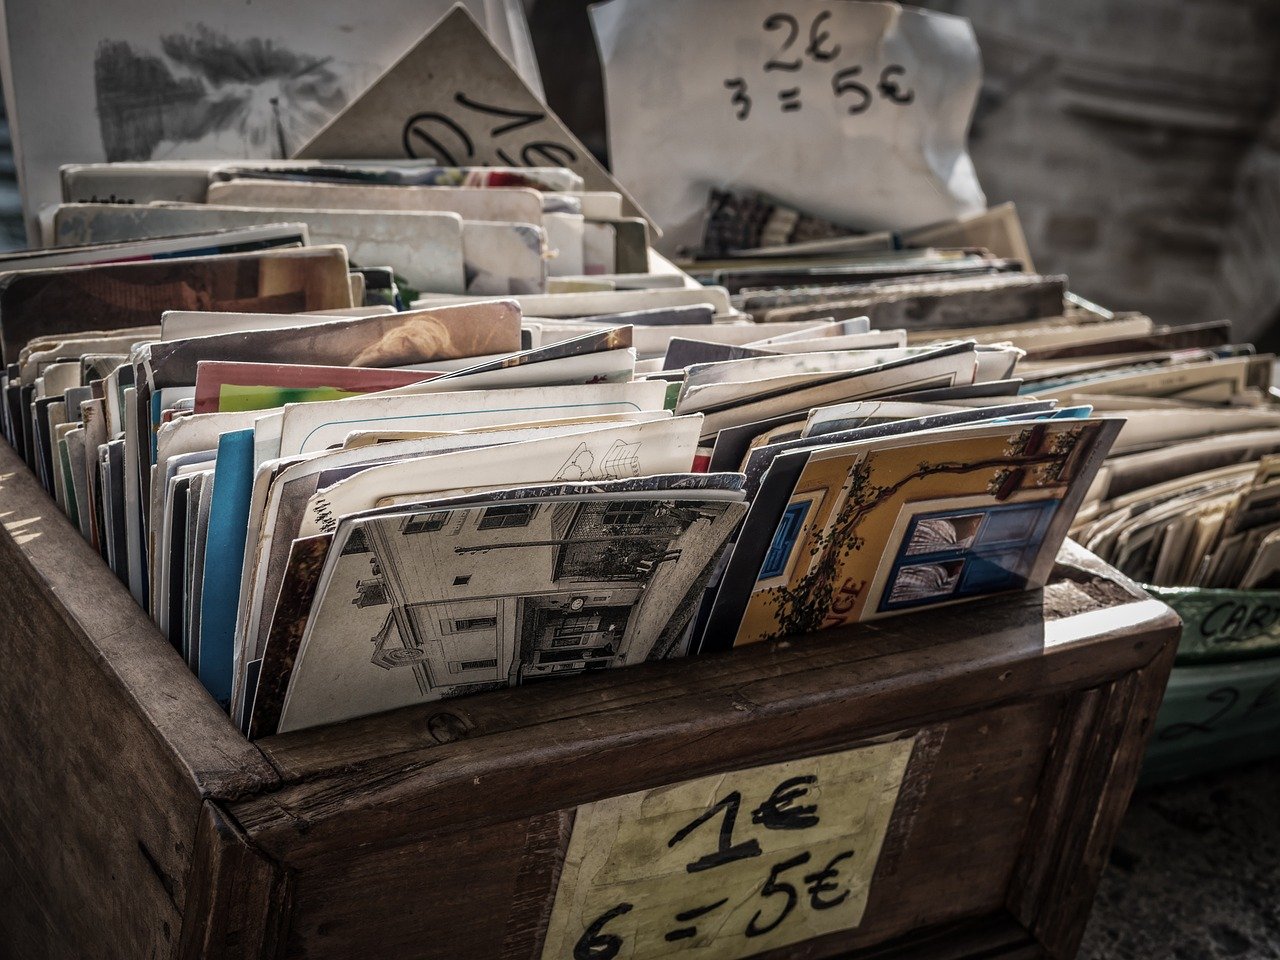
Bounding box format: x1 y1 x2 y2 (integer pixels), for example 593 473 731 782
590 0 986 253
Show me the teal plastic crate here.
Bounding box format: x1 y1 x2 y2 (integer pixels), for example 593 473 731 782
1145 585 1280 663
1143 652 1280 784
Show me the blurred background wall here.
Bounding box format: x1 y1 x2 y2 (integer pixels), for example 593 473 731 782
0 101 25 250
918 0 1280 345
4 1 1280 344
527 0 1280 345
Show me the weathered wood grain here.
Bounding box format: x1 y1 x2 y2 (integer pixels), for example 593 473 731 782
177 802 291 960
1008 634 1178 957
0 442 278 959
248 698 1067 960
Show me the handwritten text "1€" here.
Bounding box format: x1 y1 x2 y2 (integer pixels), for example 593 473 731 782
573 773 858 957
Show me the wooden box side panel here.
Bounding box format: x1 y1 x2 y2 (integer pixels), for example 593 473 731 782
268 697 1060 960
1009 641 1178 958
0 527 199 960
0 448 277 959
224 547 1177 960
177 802 292 960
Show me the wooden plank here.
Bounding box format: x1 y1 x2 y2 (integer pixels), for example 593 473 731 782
0 441 277 797
0 443 280 958
254 580 1174 784
1007 625 1179 957
239 590 1177 860
177 802 291 960
0 517 193 958
0 833 71 960
268 700 1060 960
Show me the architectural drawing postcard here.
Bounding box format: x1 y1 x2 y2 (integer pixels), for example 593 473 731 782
275 489 747 732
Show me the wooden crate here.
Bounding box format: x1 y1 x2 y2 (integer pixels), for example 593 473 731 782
0 439 1180 960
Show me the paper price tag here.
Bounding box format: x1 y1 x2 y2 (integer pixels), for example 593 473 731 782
591 0 986 253
297 6 651 225
540 735 915 960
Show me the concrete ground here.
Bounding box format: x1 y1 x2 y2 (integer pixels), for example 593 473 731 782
1080 759 1280 959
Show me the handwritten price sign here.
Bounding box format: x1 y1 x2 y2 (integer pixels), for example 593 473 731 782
400 93 579 168
723 11 916 121
591 0 986 253
540 736 915 959
296 6 649 223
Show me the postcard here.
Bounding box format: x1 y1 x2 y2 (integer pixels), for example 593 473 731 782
695 345 983 438
460 221 547 295
193 361 441 414
160 307 395 342
0 223 309 273
297 415 705 538
275 484 746 732
206 179 545 225
150 409 262 604
705 418 1121 649
245 534 333 738
196 429 257 708
545 212 586 277
237 418 673 686
375 327 634 397
275 380 669 457
144 300 522 390
738 404 1070 499
52 203 467 294
0 245 353 365
411 285 734 318
761 275 1068 329
803 399 1052 439
547 192 624 221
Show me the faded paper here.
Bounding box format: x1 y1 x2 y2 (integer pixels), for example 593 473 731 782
295 6 650 226
0 0 540 239
591 0 985 253
52 203 467 295
541 735 916 960
277 489 746 731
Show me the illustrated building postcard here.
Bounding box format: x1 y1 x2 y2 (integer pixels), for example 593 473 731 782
275 489 746 732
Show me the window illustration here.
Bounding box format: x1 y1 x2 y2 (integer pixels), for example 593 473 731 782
477 503 536 530
759 500 813 581
878 499 1060 613
601 502 648 527
451 616 498 632
341 527 372 555
904 513 983 555
403 512 449 535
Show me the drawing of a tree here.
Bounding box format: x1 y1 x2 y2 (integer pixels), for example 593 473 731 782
762 426 1085 637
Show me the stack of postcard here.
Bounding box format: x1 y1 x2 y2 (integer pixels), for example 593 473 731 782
44 159 667 302
1 190 1135 737
697 203 1280 613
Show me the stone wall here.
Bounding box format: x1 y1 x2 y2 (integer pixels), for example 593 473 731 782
919 0 1280 333
1216 110 1280 346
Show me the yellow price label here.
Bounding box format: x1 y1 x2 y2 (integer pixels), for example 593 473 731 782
541 735 916 959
